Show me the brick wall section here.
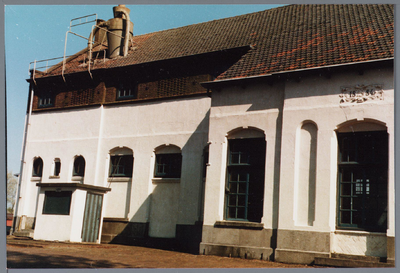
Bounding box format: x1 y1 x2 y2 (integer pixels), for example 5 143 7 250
32 74 211 111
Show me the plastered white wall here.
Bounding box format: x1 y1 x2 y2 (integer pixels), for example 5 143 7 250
278 67 394 235
203 82 285 228
33 188 83 242
17 96 211 241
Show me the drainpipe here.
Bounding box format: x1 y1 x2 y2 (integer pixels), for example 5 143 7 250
12 77 34 234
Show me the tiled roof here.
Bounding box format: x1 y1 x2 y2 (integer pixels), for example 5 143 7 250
40 4 394 81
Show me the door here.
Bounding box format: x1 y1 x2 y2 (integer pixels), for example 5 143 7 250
81 192 103 242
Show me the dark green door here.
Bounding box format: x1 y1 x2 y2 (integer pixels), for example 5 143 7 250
82 192 103 242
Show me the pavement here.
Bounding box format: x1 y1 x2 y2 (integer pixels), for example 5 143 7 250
7 235 330 269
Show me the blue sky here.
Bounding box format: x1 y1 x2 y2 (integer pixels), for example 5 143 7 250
5 4 285 174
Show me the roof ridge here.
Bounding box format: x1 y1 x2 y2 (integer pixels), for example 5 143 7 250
132 5 287 39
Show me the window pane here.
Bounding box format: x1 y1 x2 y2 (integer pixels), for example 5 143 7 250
229 182 238 193
228 207 236 219
73 157 85 176
225 138 266 222
341 197 351 210
341 183 351 196
154 153 182 178
228 195 237 206
340 211 351 224
341 169 351 183
54 161 61 176
32 158 43 177
109 155 133 177
238 182 247 194
237 195 246 206
236 207 246 219
352 210 362 226
43 191 72 215
337 131 388 231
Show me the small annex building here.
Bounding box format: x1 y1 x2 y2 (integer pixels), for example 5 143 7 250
13 4 394 266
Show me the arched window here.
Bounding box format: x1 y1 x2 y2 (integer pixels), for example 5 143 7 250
53 158 61 176
225 128 266 223
336 121 388 232
73 156 86 177
154 145 182 178
109 147 133 178
32 157 43 177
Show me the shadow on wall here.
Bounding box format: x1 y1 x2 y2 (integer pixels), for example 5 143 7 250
103 109 210 255
211 82 284 112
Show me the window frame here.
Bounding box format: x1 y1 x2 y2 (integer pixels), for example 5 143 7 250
225 138 266 223
116 82 137 100
42 191 72 215
73 156 86 177
336 131 388 232
38 91 54 108
53 158 61 177
32 157 43 177
109 154 133 178
154 153 182 179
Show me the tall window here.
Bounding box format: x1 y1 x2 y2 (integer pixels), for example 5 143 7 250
73 156 86 177
337 131 388 232
32 157 43 177
53 158 61 176
225 137 266 222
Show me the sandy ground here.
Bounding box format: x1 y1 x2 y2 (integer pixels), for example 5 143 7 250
7 236 330 269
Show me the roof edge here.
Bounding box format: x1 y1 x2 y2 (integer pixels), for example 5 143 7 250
202 58 394 88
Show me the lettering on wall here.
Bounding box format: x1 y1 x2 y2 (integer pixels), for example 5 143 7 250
340 84 383 104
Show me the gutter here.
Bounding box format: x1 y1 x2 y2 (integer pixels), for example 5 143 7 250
201 58 394 88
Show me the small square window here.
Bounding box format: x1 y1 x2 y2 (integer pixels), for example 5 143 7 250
109 155 133 177
155 153 182 178
117 83 137 100
38 91 54 108
43 191 72 215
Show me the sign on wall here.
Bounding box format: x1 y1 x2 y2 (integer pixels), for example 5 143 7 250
340 84 383 104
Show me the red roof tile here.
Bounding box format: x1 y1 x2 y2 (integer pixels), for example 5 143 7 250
39 4 394 81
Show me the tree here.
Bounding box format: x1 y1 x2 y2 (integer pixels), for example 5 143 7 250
7 172 18 213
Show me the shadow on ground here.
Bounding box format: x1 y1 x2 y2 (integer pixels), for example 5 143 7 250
7 250 131 268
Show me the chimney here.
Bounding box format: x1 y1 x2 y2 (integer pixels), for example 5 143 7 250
107 4 134 58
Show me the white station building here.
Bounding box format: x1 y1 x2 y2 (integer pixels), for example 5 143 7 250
13 4 394 266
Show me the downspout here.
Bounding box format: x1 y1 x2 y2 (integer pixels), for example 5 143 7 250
12 77 34 234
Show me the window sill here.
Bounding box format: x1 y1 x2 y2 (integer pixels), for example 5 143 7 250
31 177 42 182
152 178 180 184
49 175 60 179
214 221 264 230
103 217 130 222
107 177 131 182
71 176 84 182
334 229 387 236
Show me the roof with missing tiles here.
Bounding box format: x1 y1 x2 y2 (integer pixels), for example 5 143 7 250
38 4 394 81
